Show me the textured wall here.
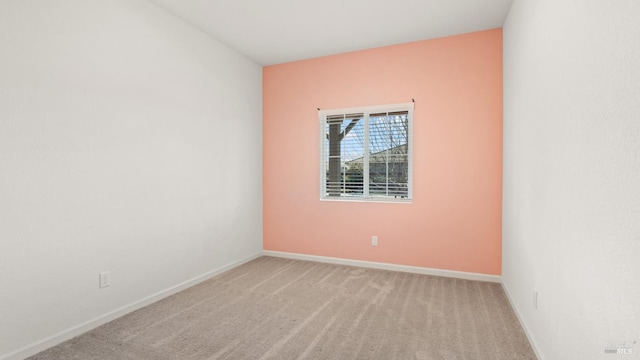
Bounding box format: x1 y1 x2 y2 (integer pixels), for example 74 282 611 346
0 0 262 358
263 29 503 275
502 1 640 359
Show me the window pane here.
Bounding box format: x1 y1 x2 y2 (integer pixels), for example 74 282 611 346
368 112 409 198
324 114 364 197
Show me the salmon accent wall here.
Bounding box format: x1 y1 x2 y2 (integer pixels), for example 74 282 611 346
263 29 503 275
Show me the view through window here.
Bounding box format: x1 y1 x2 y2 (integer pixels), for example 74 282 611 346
319 103 413 201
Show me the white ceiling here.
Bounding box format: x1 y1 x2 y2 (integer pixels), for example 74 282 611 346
150 0 513 66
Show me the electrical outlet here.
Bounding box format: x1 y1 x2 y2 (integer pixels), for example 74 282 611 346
372 236 378 246
533 289 538 309
99 271 111 289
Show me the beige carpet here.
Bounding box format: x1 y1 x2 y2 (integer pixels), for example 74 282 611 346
28 256 536 360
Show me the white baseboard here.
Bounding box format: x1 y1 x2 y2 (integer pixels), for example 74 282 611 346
501 283 543 360
1 251 262 360
262 250 501 283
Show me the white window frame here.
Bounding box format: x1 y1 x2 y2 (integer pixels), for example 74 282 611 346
319 102 414 203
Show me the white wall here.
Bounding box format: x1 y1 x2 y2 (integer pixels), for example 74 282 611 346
0 0 262 358
503 1 640 359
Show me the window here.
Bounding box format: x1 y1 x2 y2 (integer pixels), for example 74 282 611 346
319 102 413 201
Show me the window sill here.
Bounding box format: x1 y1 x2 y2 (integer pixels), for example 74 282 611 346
320 197 412 204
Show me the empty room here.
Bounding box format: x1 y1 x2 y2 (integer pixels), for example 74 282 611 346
1 0 638 359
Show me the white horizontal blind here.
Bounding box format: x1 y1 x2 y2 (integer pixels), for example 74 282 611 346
319 103 413 201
